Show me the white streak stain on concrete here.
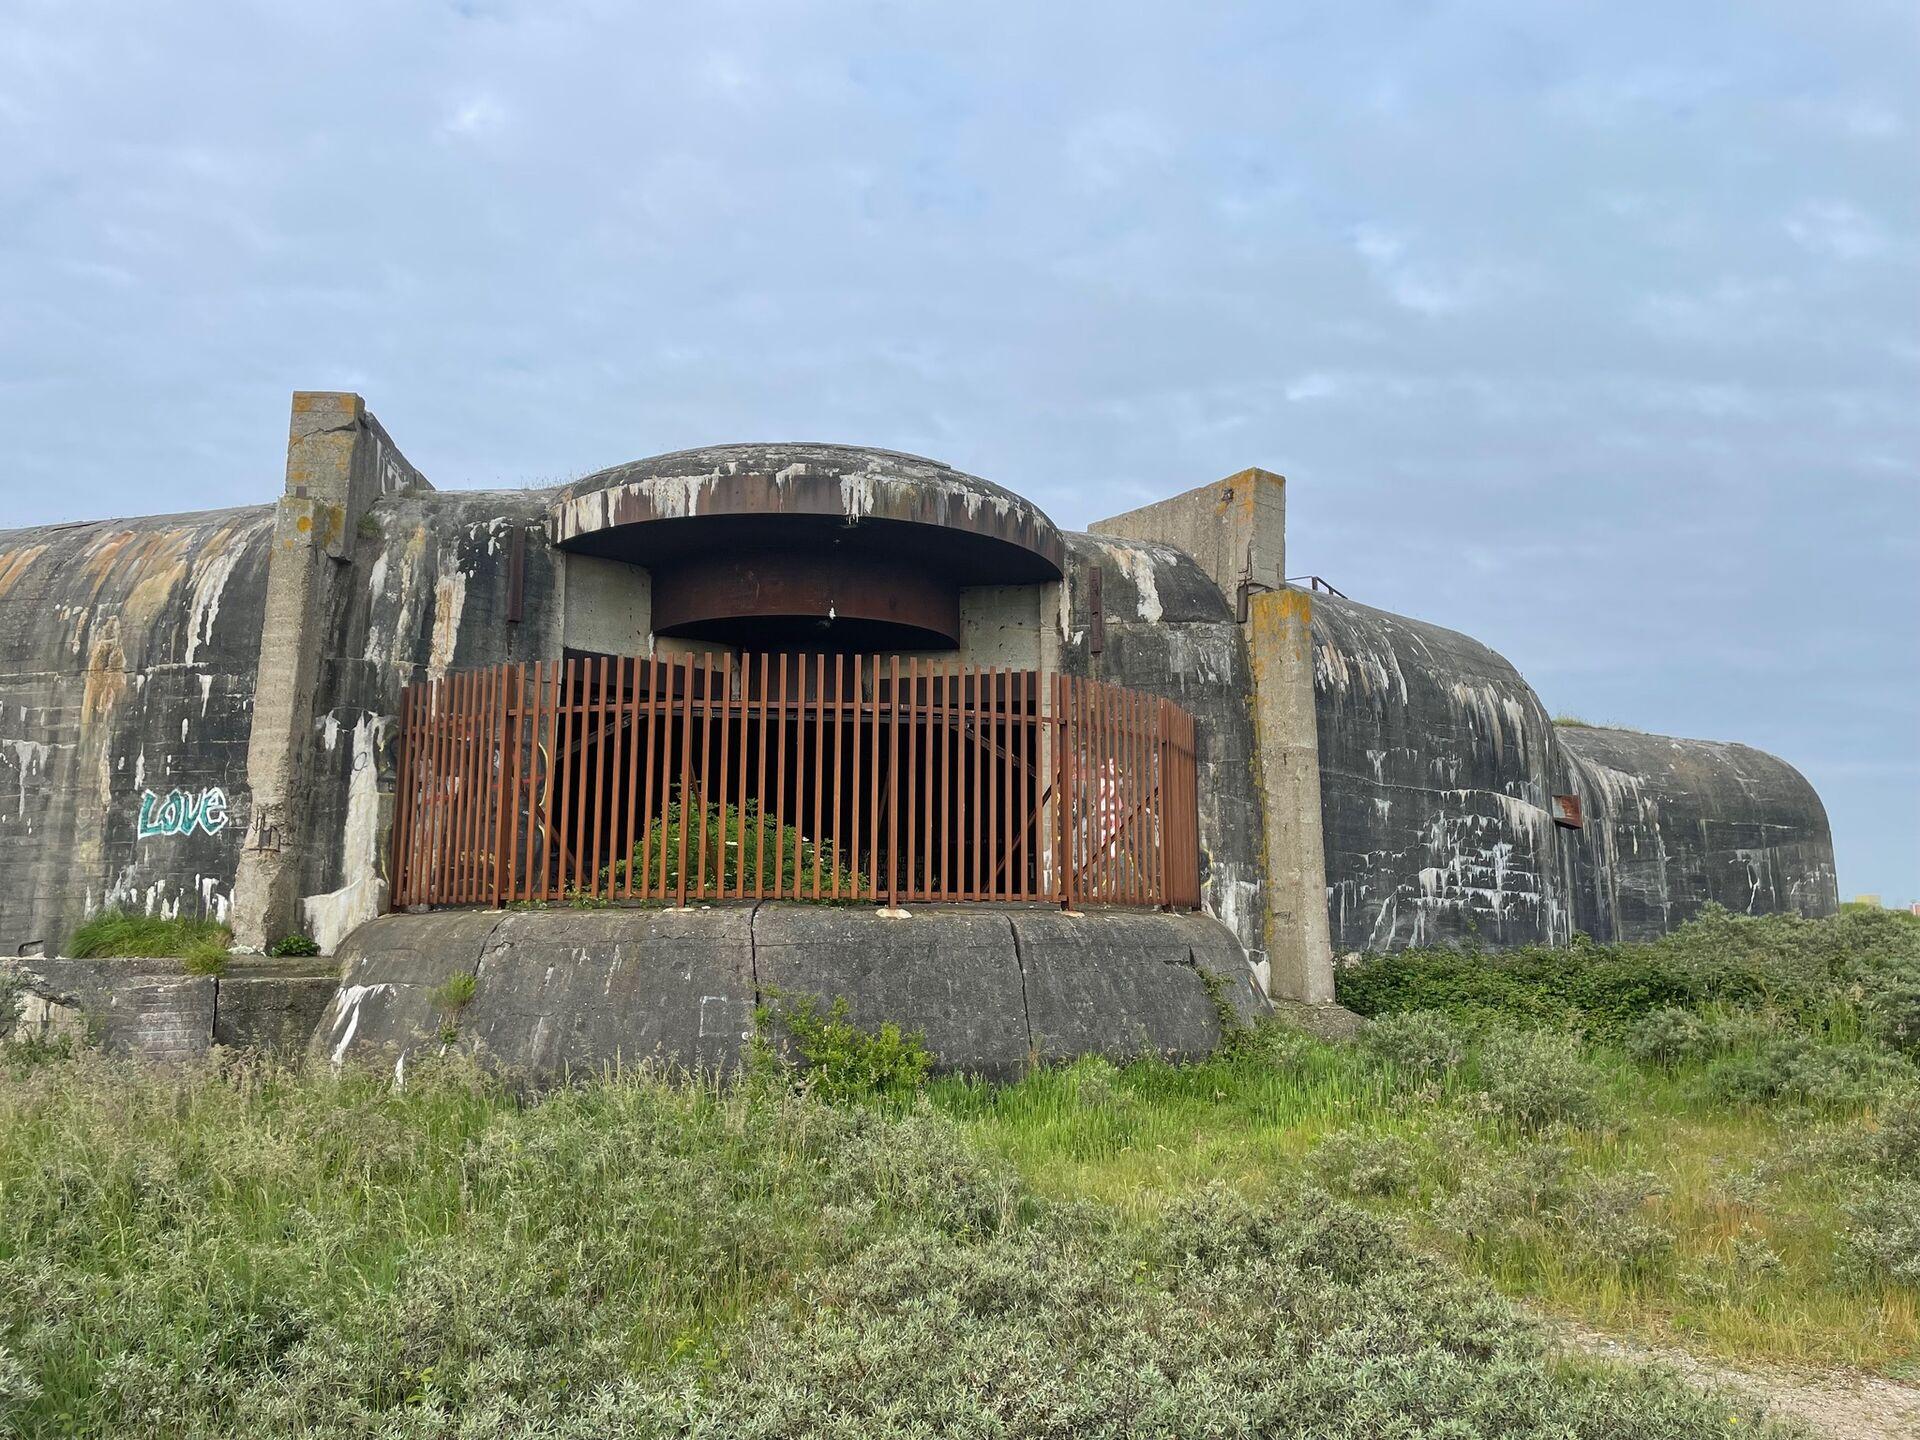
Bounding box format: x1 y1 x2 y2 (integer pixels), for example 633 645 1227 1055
329 982 394 1065
181 535 249 666
302 714 387 953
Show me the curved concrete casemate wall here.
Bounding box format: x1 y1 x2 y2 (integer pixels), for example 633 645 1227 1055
0 391 1836 1027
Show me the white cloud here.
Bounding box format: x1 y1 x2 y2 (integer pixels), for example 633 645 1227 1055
1063 111 1173 192
1784 200 1888 262
441 94 508 141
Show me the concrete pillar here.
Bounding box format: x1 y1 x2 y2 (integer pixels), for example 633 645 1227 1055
230 393 428 951
1091 469 1335 1004
1246 588 1335 1003
1092 467 1285 613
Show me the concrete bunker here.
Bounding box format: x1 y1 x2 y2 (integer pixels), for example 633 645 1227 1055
0 391 1839 1074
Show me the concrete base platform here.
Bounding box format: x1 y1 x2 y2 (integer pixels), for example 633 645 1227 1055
315 903 1267 1085
4 956 340 1060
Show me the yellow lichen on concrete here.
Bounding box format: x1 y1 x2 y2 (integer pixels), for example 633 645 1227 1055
0 543 49 602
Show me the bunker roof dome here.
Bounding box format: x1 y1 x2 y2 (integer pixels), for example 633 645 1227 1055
548 442 1065 584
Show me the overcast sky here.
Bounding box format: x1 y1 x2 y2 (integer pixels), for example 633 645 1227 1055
3 1 1915 902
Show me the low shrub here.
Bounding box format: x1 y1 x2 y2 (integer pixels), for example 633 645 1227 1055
757 993 933 1104
65 909 232 962
1431 1140 1573 1242
265 933 321 958
1841 1179 1920 1288
1337 905 1920 1047
1701 1036 1899 1109
1865 962 1920 1055
1555 1171 1674 1274
1869 1091 1920 1178
1622 1006 1709 1067
631 1185 1787 1439
1361 1008 1469 1080
1308 1129 1421 1198
1474 1028 1611 1130
604 798 867 900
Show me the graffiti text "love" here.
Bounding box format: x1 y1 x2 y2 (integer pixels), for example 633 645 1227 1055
137 787 230 839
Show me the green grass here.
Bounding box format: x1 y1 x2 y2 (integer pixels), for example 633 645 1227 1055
0 1051 1799 1438
936 1028 1918 1375
64 909 231 963
2 907 1913 1434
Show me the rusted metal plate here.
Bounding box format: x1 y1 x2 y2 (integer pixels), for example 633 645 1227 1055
651 549 962 647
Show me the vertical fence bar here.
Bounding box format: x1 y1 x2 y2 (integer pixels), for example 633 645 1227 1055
1122 686 1134 905
498 663 517 906
734 653 751 901
1058 674 1073 909
538 663 559 900
574 658 595 898
635 656 657 901
553 660 576 900
714 656 725 902
519 664 542 901
982 667 996 899
694 653 714 900
675 652 693 907
868 656 882 903
442 673 464 904
471 665 496 904
656 655 674 901
830 654 845 901
935 660 948 901
903 657 919 902
847 655 863 901
920 661 934 903
772 653 789 900
753 653 769 898
427 677 453 905
811 653 826 900
1008 667 1019 899
782 653 795 896
1018 671 1031 900
586 657 607 897
448 671 470 904
885 656 900 907
617 657 637 899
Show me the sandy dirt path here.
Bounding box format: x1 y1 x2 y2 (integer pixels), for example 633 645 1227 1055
1554 1323 1920 1440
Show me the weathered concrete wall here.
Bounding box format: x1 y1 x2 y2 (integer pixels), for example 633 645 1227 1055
4 956 337 1059
1055 534 1270 987
1310 592 1577 952
1091 469 1286 611
1308 592 1837 951
316 904 1263 1084
233 393 435 950
0 506 274 957
299 488 562 951
1560 725 1838 941
563 552 653 655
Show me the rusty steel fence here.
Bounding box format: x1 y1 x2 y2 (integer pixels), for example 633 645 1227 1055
389 653 1201 912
